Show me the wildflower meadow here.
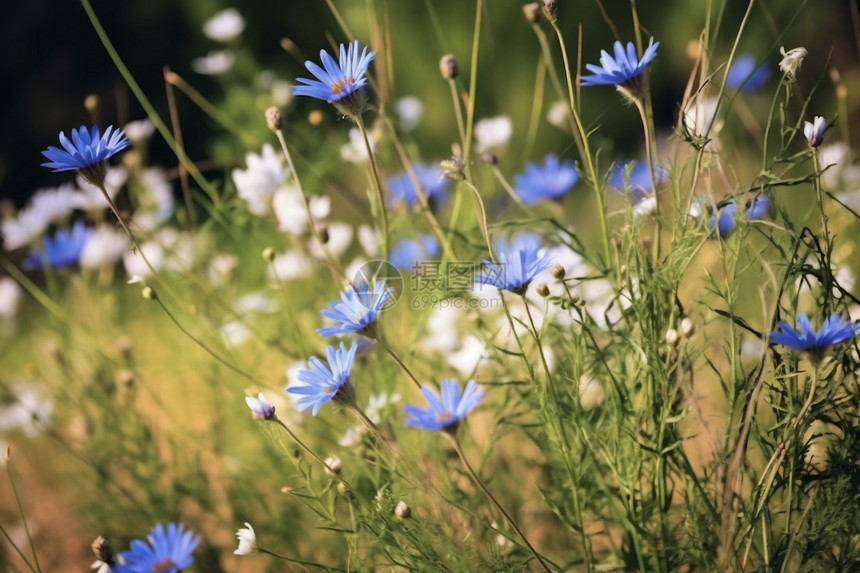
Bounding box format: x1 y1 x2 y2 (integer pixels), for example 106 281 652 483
3 0 860 571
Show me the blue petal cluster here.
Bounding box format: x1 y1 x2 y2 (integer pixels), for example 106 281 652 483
726 54 770 91
294 40 375 113
23 221 91 270
390 234 439 270
41 125 130 173
708 194 769 238
581 38 660 87
387 163 449 208
115 523 199 573
475 234 551 295
609 161 669 200
771 313 858 355
317 280 392 337
513 154 579 205
404 379 484 432
288 341 357 415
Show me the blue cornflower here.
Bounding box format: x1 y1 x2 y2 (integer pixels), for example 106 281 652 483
41 125 130 187
294 40 375 118
609 161 669 201
387 163 449 209
245 392 275 420
726 53 770 91
404 379 484 433
771 313 858 360
287 341 357 415
23 221 91 270
513 154 578 205
475 234 551 295
317 280 392 338
390 234 439 270
115 523 199 573
581 38 660 88
707 195 769 238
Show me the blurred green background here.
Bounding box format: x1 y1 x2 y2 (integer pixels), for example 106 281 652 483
1 0 857 205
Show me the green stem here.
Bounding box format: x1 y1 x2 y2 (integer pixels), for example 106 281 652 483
448 435 552 573
461 0 484 178
6 455 42 573
271 417 352 490
356 114 390 261
461 179 495 261
377 337 423 390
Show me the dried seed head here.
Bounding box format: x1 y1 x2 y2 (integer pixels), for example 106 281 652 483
541 0 558 21
552 264 566 280
265 106 283 132
523 3 542 24
439 54 459 80
395 500 411 519
536 282 550 297
91 536 114 563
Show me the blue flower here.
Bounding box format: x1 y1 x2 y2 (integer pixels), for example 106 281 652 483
317 280 392 338
115 523 199 573
581 38 660 87
771 313 858 358
707 194 769 238
513 154 578 205
287 342 357 415
389 234 439 270
726 53 770 90
475 233 551 295
387 163 449 208
404 379 484 433
609 161 669 201
23 221 91 270
41 125 130 187
245 393 275 420
294 40 375 117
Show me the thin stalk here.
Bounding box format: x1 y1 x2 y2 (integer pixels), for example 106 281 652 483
0 521 37 573
355 114 390 260
258 547 335 570
448 435 552 573
522 296 552 383
811 149 829 239
271 417 352 490
149 290 259 384
274 128 345 283
461 179 495 261
631 95 661 263
6 455 43 573
491 166 537 217
377 337 423 390
461 0 484 176
162 65 195 229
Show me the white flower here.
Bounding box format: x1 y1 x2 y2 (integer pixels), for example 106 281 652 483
682 96 722 141
123 119 155 145
474 116 513 153
192 50 235 75
79 224 130 269
0 384 53 436
131 168 175 232
123 241 165 279
547 100 570 129
272 185 330 235
268 250 312 281
208 253 238 285
395 96 423 132
0 277 23 320
76 167 128 212
232 144 289 216
633 196 658 218
356 225 380 257
236 293 276 314
340 128 375 164
28 183 81 226
420 305 462 353
221 320 251 347
804 115 826 148
233 522 259 555
448 335 487 376
203 8 245 42
2 208 49 250
309 222 353 259
91 560 112 573
244 394 275 421
779 46 807 81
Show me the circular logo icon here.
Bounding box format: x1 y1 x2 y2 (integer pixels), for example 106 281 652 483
352 260 403 310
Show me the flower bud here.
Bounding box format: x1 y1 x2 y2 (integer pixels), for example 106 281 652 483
395 500 411 519
481 152 498 165
665 328 679 346
325 455 342 475
91 536 114 564
536 282 550 297
262 247 276 262
523 3 541 23
141 286 155 300
439 54 459 80
680 317 695 337
265 106 282 132
541 0 558 21
440 157 465 181
804 116 826 148
552 264 566 280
